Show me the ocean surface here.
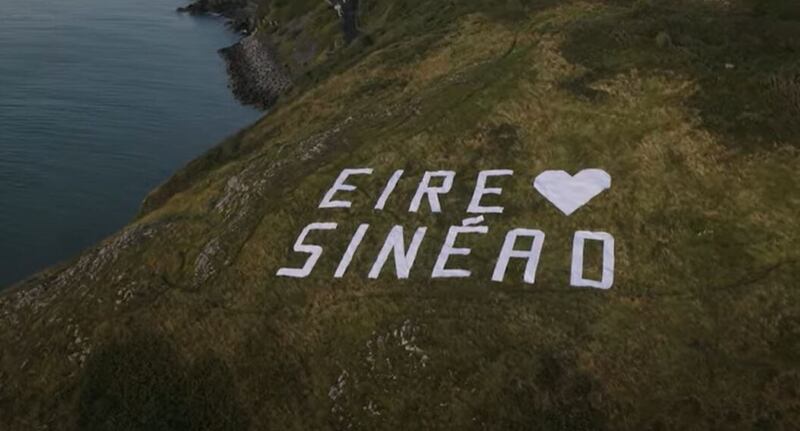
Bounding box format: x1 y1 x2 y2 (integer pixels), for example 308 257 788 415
0 0 261 287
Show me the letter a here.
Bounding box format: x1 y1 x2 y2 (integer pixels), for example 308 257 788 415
492 228 545 284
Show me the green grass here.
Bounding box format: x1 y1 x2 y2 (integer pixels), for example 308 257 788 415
1 1 800 430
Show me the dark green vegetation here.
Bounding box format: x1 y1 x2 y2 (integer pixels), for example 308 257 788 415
2 0 800 429
78 329 248 431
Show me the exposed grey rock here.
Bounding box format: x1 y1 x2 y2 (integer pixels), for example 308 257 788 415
194 238 222 286
220 33 293 109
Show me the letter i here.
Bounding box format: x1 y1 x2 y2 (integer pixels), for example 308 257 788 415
334 224 370 278
375 170 404 210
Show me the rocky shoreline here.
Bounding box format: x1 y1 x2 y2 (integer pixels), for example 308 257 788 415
176 0 256 34
178 0 292 109
218 33 293 109
178 0 360 109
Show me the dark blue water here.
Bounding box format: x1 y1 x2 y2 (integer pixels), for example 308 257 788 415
0 0 261 286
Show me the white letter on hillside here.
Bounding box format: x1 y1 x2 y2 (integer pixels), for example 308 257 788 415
492 229 546 284
409 171 455 213
368 226 428 279
374 169 404 210
570 231 615 289
319 168 373 208
467 169 513 214
432 225 488 278
277 222 338 278
334 224 370 278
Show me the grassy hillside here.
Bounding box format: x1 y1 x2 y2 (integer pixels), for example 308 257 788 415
2 0 800 429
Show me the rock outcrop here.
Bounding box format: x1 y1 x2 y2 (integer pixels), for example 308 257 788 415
179 0 362 108
219 33 293 109
177 0 256 33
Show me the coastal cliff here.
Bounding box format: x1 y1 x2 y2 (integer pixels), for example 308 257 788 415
2 1 800 429
181 0 361 108
219 33 292 109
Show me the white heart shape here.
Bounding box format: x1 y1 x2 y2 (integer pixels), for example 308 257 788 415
533 169 611 216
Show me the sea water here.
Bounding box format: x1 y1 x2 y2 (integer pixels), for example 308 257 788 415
0 0 260 286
